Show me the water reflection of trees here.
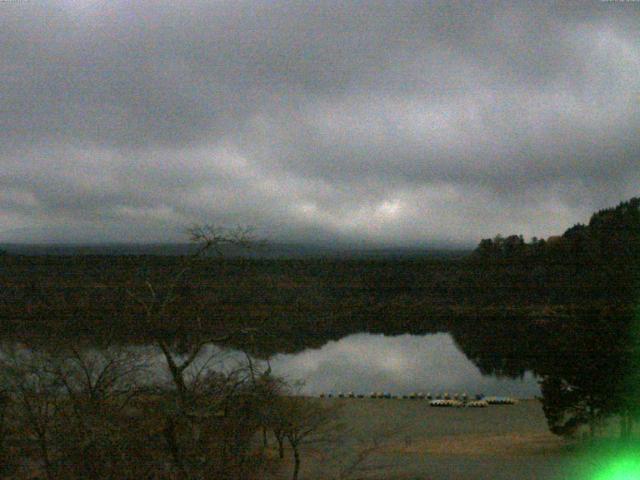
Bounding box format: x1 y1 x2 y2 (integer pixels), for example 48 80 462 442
450 307 640 438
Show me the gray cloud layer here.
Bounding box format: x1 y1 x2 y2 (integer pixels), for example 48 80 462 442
1 1 639 245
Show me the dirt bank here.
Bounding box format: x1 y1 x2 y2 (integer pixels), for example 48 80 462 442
281 399 587 480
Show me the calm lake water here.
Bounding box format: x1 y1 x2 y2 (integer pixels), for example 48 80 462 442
152 332 540 398
4 332 540 398
269 333 540 398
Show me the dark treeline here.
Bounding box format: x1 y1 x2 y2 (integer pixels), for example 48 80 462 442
1 240 620 350
0 253 542 354
472 197 640 304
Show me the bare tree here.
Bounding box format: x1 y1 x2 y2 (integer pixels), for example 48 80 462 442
1 225 286 480
46 342 150 479
155 358 283 480
327 428 403 480
0 342 161 480
0 345 63 480
0 387 11 477
269 396 336 480
126 224 260 408
51 341 148 415
126 225 274 479
266 395 395 480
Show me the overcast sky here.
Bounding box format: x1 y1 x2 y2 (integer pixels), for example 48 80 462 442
1 0 638 246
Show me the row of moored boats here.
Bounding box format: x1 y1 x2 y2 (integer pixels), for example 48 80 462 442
318 392 517 407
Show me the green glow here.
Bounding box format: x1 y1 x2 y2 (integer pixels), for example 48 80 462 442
559 439 640 480
592 455 640 480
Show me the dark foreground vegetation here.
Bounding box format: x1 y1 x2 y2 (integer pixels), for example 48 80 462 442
0 342 343 480
1 197 639 478
1 227 343 479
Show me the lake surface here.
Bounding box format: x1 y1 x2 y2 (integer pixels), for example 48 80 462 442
163 332 540 398
4 332 540 398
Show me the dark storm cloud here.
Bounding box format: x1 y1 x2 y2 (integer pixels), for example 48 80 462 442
1 1 639 245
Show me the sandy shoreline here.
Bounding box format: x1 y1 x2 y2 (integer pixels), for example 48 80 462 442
283 399 585 480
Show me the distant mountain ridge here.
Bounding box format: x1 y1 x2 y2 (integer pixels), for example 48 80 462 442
0 242 469 259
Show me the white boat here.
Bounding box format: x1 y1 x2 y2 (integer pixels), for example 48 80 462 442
430 399 463 407
465 400 489 408
484 396 517 405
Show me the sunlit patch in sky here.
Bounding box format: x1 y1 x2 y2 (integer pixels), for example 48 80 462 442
376 199 402 219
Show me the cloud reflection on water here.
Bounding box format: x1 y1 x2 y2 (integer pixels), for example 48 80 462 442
267 333 540 398
142 333 540 397
3 333 540 398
